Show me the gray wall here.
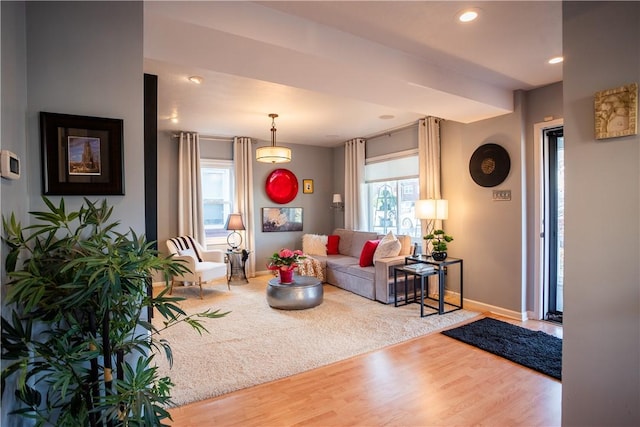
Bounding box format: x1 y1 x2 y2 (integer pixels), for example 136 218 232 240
524 81 564 312
441 91 527 315
156 136 335 272
1 1 29 275
562 2 639 425
251 142 334 272
157 131 180 247
26 1 145 230
4 1 639 424
331 145 345 230
440 81 564 317
1 3 29 426
1 2 144 425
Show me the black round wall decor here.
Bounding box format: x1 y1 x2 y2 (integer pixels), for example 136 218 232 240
469 143 511 187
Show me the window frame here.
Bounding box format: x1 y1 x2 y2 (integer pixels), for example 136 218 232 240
364 150 420 239
200 158 235 247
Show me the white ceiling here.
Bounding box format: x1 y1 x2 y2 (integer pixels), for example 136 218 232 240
144 1 562 147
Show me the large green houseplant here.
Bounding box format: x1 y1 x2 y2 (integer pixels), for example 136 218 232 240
1 198 226 426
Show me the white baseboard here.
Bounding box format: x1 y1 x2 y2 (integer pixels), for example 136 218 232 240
462 296 528 321
438 290 525 320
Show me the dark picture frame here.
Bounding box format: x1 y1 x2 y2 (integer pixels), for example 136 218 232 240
40 112 124 195
262 207 303 232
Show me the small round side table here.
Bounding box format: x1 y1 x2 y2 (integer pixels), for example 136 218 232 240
266 275 323 310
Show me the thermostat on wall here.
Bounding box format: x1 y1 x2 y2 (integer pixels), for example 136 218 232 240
0 150 20 180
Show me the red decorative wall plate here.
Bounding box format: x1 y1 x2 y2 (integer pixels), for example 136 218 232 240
265 168 298 204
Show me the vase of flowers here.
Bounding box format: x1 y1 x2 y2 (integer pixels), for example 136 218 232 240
267 248 306 284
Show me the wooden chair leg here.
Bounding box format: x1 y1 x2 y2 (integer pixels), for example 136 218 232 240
198 278 203 299
170 278 175 295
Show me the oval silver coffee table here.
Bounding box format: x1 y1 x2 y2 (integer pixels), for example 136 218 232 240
266 275 323 310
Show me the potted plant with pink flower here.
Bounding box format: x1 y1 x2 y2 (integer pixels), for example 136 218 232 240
267 248 306 283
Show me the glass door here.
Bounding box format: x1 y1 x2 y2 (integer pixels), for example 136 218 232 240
546 128 564 323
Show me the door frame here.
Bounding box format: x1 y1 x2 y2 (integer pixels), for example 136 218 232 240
533 118 563 320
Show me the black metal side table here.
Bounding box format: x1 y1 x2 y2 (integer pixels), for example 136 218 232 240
404 255 464 315
393 264 439 317
227 249 250 285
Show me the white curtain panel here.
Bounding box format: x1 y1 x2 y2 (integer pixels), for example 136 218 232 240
233 137 256 277
418 117 443 292
344 138 367 230
418 116 444 233
178 132 205 244
419 116 442 200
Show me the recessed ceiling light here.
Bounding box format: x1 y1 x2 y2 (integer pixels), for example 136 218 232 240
457 9 480 23
188 76 203 84
379 114 395 120
548 56 564 64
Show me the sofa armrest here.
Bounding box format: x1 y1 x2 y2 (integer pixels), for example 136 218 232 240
374 255 407 303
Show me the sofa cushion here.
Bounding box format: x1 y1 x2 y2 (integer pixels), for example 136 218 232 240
325 255 358 270
349 231 379 258
326 235 340 255
344 264 375 281
326 257 375 281
374 231 402 262
334 229 353 255
333 228 378 257
359 240 380 267
302 234 328 256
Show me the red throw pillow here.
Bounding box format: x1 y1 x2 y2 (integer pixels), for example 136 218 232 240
327 234 340 255
359 240 380 267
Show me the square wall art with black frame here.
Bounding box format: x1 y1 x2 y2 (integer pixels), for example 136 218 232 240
262 207 303 232
40 112 124 195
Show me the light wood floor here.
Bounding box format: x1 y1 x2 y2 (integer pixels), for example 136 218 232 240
167 304 562 427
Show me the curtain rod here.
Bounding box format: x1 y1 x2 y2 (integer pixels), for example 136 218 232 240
362 121 419 140
171 133 234 142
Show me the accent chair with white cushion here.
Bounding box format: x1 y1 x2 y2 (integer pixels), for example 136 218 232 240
166 236 229 298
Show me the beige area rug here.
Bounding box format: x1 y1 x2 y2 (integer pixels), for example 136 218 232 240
152 277 480 407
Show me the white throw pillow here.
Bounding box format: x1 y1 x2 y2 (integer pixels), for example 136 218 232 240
373 231 401 262
302 234 328 256
379 231 396 244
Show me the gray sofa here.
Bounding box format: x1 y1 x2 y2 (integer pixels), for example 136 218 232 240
310 228 412 304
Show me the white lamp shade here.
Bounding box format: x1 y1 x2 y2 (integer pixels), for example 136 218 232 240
415 199 448 220
256 145 291 163
332 194 343 204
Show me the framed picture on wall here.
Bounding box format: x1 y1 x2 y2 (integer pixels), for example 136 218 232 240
594 82 638 140
40 112 124 195
262 207 303 232
302 179 314 194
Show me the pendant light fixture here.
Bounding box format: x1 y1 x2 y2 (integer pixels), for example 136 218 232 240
256 113 291 163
